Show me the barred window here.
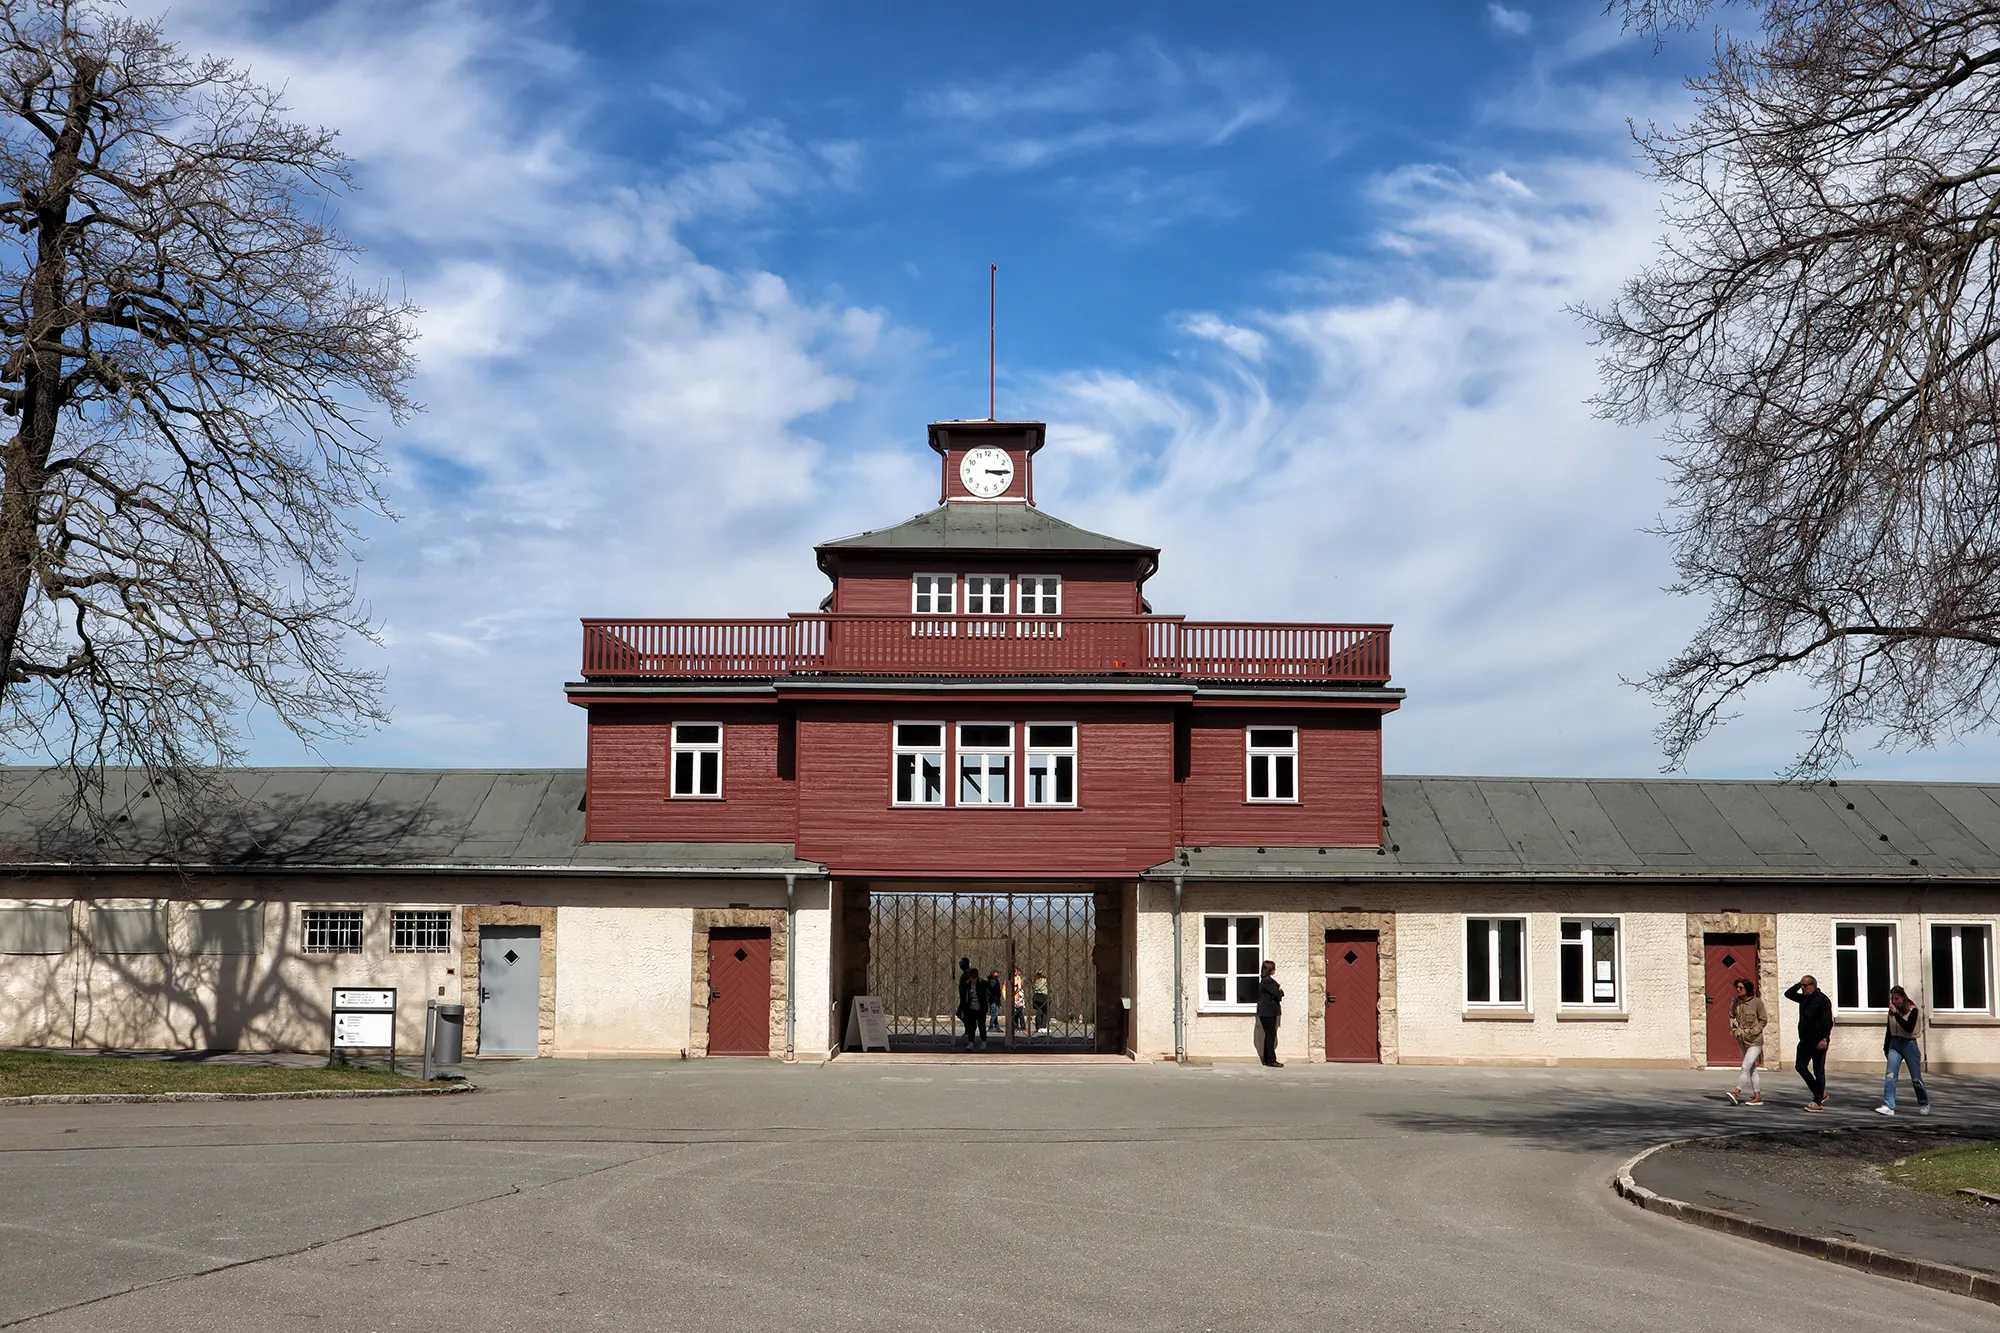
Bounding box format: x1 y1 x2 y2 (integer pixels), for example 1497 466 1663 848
391 909 452 953
302 908 364 954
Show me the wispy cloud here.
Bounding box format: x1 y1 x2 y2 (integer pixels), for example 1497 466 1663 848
1488 4 1534 37
911 41 1289 171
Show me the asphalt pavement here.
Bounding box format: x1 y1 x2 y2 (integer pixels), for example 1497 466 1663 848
2 1058 1998 1331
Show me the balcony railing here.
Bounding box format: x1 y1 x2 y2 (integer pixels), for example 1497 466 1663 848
580 615 1390 683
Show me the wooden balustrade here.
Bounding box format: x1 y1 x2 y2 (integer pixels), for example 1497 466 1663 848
580 615 1390 682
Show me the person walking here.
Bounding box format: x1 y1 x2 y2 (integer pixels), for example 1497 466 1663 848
1784 973 1834 1110
1032 970 1050 1034
1255 959 1284 1067
1011 968 1027 1034
986 970 1003 1039
1725 977 1767 1106
1875 985 1931 1117
957 958 985 1051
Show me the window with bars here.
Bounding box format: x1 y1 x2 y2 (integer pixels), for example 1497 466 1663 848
1017 575 1061 614
1246 727 1298 802
392 909 453 953
911 573 956 614
302 909 364 954
1466 917 1526 1006
1024 723 1076 807
1931 923 1992 1014
671 722 722 798
957 723 1012 805
964 574 1009 615
1834 922 1895 1011
1560 919 1620 1007
893 722 946 806
1202 914 1264 1009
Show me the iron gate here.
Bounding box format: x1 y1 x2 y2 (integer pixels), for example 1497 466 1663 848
868 892 1095 1050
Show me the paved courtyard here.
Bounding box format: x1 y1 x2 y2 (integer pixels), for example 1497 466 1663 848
3 1060 1997 1331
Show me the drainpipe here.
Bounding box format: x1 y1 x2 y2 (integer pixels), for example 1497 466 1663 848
1172 872 1185 1063
784 873 797 1061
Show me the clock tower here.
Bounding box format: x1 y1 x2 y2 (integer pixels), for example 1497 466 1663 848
929 420 1042 505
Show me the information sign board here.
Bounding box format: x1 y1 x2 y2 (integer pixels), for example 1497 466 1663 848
333 988 395 1012
846 995 889 1052
334 1011 394 1047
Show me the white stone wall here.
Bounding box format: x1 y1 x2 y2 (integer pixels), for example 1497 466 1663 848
554 905 694 1053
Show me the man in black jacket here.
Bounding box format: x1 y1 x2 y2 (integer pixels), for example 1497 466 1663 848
1784 974 1834 1110
1255 959 1284 1068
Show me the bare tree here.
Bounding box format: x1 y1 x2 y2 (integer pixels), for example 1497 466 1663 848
0 0 415 837
1586 1 2000 774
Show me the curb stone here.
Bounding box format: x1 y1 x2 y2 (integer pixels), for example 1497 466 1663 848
1 1083 475 1106
1613 1137 2000 1306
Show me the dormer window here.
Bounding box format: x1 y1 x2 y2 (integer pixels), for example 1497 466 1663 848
912 573 955 614
1018 575 1061 614
965 575 1008 615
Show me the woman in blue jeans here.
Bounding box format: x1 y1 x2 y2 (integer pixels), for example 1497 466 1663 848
1874 985 1931 1117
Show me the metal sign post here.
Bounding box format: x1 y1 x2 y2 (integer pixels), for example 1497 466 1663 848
330 987 397 1073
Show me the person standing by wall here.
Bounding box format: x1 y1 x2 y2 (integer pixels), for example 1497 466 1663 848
1011 967 1027 1035
1256 959 1284 1068
1726 977 1767 1106
986 970 1003 1042
1032 970 1050 1035
1784 974 1834 1110
1875 985 1931 1117
957 958 984 1051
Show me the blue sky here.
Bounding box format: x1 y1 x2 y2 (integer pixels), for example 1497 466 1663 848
132 0 2000 781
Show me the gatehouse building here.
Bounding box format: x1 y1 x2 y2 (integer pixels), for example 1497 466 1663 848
2 420 1997 1072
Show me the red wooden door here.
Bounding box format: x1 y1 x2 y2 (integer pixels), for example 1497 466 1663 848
708 928 772 1057
1702 935 1759 1067
1324 930 1381 1063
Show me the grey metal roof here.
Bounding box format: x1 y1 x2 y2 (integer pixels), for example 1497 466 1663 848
0 768 818 877
818 502 1155 554
1151 776 2000 882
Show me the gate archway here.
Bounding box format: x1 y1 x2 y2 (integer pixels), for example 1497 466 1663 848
867 891 1096 1051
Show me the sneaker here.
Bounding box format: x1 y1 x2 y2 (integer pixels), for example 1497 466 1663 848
1727 1089 1743 1105
1917 1104 1932 1116
1803 1102 1825 1112
1874 1105 1896 1117
1747 1094 1765 1106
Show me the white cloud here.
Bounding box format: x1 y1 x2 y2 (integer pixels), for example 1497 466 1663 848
1488 5 1534 37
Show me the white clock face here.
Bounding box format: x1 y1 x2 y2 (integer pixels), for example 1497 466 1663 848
959 446 1015 498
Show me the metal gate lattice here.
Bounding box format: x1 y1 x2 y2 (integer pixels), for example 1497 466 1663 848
867 892 1095 1050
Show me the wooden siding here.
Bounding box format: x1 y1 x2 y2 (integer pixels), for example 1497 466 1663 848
828 556 1144 616
1176 710 1383 848
792 702 1177 874
584 704 795 842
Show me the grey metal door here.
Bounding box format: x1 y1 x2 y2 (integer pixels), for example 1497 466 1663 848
478 926 541 1055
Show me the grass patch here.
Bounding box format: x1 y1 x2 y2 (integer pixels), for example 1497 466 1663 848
0 1049 423 1098
1886 1140 2000 1198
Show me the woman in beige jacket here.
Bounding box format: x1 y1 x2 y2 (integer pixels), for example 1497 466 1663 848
1727 977 1768 1106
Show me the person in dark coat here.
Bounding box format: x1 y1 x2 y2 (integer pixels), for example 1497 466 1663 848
1784 973 1834 1110
1255 959 1284 1067
957 958 986 1051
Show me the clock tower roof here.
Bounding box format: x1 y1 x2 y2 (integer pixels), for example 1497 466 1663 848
816 502 1155 558
925 419 1046 457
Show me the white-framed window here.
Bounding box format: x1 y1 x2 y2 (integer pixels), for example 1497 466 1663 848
1202 914 1265 1009
1834 921 1896 1011
1465 916 1527 1007
392 909 453 953
964 574 1009 615
893 722 946 806
1025 723 1076 807
302 908 364 954
1018 575 1062 615
1930 922 1992 1014
912 573 956 614
1246 726 1298 802
670 722 723 798
1559 918 1621 1007
957 723 1013 805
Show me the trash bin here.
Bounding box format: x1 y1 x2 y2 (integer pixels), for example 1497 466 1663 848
430 1003 464 1067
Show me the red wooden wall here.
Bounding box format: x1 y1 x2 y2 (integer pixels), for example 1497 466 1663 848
1176 709 1383 848
584 704 795 842
825 555 1147 616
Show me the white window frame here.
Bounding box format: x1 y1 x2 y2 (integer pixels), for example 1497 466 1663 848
391 908 454 954
302 908 365 955
911 573 957 614
1199 913 1267 1013
1024 722 1077 808
1464 916 1529 1009
963 574 1009 616
1245 726 1299 803
1833 920 1898 1013
1928 920 1994 1015
892 721 947 807
1017 574 1062 615
956 722 1014 806
670 722 723 799
1558 917 1623 1009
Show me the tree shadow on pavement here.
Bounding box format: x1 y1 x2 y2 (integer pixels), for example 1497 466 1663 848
1369 1075 2000 1155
